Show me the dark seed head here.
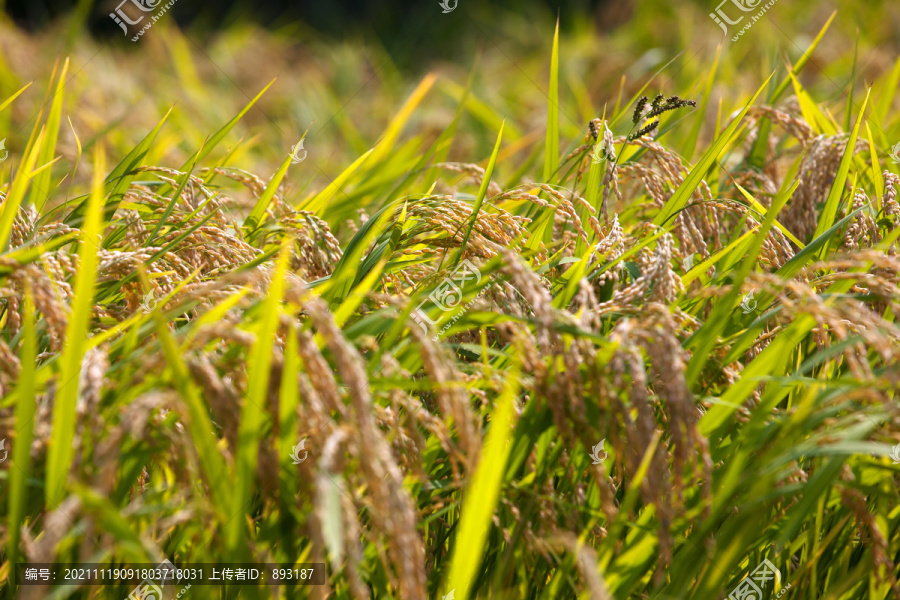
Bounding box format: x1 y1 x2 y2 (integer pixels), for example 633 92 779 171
628 120 659 141
633 96 649 125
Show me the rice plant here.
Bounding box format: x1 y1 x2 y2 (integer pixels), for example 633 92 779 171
1 1 900 599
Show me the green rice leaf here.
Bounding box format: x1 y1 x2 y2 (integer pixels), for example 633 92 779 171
0 81 32 115
0 129 45 252
456 121 504 266
445 371 519 600
46 146 106 506
226 242 291 557
542 18 559 184
31 58 68 213
811 88 869 253
6 283 38 587
244 152 293 232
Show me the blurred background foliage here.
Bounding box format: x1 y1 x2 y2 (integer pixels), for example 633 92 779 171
1 1 900 598
0 0 898 219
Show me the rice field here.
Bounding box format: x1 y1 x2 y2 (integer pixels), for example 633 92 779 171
1 0 900 598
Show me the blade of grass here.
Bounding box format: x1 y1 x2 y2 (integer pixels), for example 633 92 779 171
244 152 293 232
323 196 401 302
542 18 560 185
683 169 791 387
0 81 32 115
299 148 374 214
46 146 106 506
278 321 301 470
584 136 605 215
455 122 504 267
18 58 59 165
445 371 520 600
597 432 661 570
735 180 804 248
864 122 884 208
721 205 867 366
553 246 592 309
367 73 437 167
811 88 869 255
680 225 759 288
0 128 45 252
6 282 37 588
788 70 832 136
770 11 836 103
31 58 68 213
226 242 291 557
151 308 232 517
146 141 204 245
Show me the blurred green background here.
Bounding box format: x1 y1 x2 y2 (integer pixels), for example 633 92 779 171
0 0 897 210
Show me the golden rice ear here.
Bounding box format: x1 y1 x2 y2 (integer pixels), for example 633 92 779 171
5 11 900 598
